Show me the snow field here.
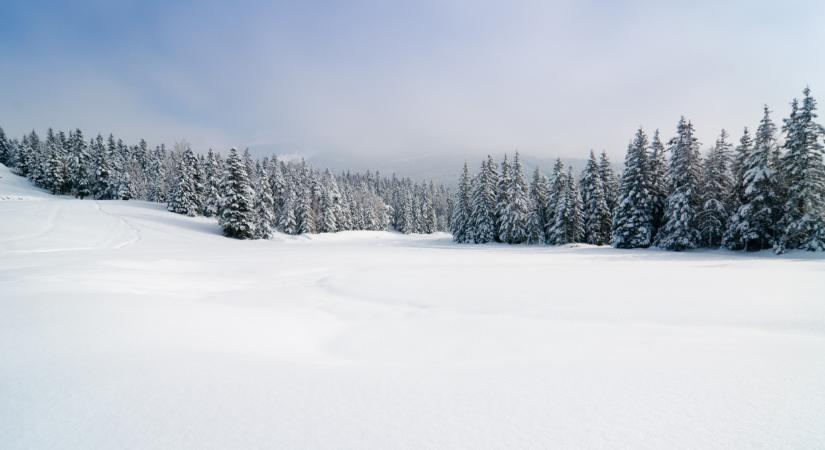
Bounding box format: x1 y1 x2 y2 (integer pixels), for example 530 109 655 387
2 163 825 449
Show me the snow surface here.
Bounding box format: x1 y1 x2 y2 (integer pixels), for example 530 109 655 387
2 163 825 449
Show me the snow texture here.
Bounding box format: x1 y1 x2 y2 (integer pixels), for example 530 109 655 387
2 163 825 449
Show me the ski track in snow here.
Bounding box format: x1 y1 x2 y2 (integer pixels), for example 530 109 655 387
2 163 825 450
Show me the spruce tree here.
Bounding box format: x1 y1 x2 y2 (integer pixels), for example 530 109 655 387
0 126 9 166
470 159 497 243
70 130 92 199
697 129 733 247
612 128 653 248
599 151 619 212
648 129 668 239
253 165 275 239
202 149 222 217
580 150 611 245
545 158 565 242
496 155 511 242
777 87 825 252
296 167 316 234
420 185 437 234
167 147 200 216
658 118 703 251
550 168 583 244
44 133 65 195
92 134 117 199
724 106 782 250
528 167 550 244
279 186 299 234
499 152 531 244
320 169 341 233
219 148 256 239
451 163 472 243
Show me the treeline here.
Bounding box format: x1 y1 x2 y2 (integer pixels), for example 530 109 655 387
451 87 825 253
0 129 450 239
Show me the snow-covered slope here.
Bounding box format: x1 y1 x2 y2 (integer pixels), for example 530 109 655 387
2 163 824 449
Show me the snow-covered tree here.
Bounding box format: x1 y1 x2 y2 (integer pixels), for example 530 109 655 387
648 129 668 239
319 169 341 233
580 150 611 245
599 151 619 213
278 186 299 234
499 152 532 244
545 158 565 242
549 167 583 244
167 147 200 216
697 129 733 247
295 166 316 234
92 134 117 199
0 126 10 166
253 165 275 239
658 118 703 251
451 163 473 243
69 129 92 199
776 87 825 252
528 167 550 244
495 155 511 242
470 158 498 243
612 128 653 248
724 106 782 250
219 148 256 239
202 149 222 217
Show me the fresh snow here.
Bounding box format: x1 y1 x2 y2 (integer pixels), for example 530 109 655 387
1 163 825 449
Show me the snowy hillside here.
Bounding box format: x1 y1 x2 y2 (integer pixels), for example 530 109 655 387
2 162 824 449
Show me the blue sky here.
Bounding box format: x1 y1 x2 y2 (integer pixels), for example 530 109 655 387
1 0 824 160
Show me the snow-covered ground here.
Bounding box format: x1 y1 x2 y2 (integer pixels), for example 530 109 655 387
2 163 824 450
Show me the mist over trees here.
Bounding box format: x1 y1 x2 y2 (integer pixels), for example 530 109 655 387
451 87 825 253
2 87 824 252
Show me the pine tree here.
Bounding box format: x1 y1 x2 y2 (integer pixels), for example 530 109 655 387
549 168 583 244
219 148 256 239
15 136 34 178
470 158 497 243
451 163 472 243
114 138 132 200
253 165 275 239
499 152 531 244
599 151 619 212
724 106 782 250
496 155 511 242
528 167 550 244
545 158 565 242
319 169 341 233
658 118 703 251
580 150 611 245
648 130 668 239
202 149 222 217
0 126 10 166
92 134 117 199
70 129 92 199
167 147 200 216
777 87 825 252
697 129 733 247
612 128 654 248
44 132 66 195
420 185 437 234
296 166 316 234
722 128 754 248
279 186 299 234
269 159 287 220
147 145 168 203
